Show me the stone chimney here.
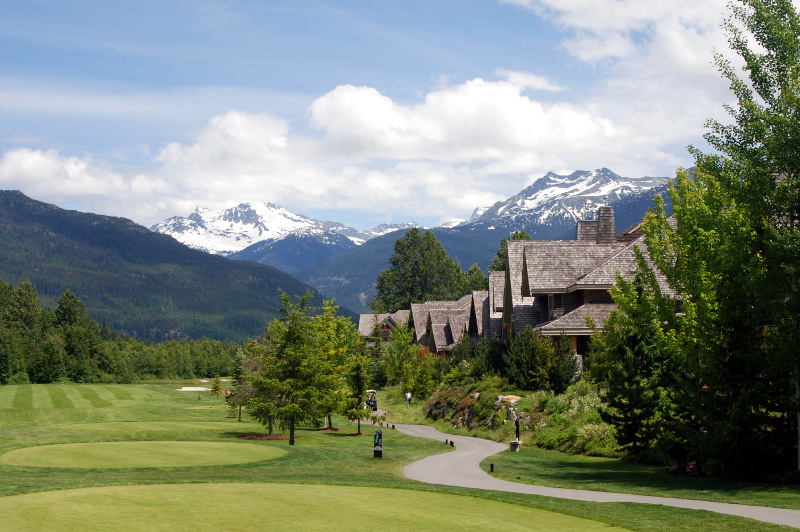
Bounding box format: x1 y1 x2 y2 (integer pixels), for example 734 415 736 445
596 206 616 244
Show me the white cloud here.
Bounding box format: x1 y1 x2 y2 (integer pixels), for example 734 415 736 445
0 148 125 197
1 0 770 229
496 69 564 92
0 58 720 228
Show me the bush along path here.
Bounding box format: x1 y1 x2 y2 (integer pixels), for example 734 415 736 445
395 424 800 529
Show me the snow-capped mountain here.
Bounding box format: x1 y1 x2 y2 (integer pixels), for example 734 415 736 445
363 222 423 239
464 168 668 230
151 202 364 256
151 202 421 256
152 168 669 291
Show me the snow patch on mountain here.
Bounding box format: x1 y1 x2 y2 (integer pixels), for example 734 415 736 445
152 202 363 256
151 202 424 256
464 168 668 229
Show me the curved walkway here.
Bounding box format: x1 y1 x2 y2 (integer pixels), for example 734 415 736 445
396 424 800 529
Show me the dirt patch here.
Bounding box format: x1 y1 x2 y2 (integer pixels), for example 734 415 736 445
319 427 343 432
238 434 291 441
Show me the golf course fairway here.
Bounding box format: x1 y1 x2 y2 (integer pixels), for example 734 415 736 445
0 441 286 468
0 482 631 531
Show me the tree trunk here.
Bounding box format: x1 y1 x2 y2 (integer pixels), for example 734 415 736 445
796 363 799 471
357 417 361 435
268 417 274 436
328 414 333 430
289 422 295 446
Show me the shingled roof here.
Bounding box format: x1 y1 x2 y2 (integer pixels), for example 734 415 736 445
409 295 472 346
512 240 626 295
357 310 410 337
427 306 470 353
536 302 616 335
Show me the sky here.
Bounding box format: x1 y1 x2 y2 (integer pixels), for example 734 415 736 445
0 0 767 230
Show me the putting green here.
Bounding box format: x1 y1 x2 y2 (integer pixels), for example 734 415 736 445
0 483 631 531
57 421 253 433
0 441 285 468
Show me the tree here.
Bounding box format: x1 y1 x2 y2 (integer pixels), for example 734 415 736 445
383 322 416 386
642 0 800 476
371 228 469 313
315 299 361 429
588 249 679 464
488 230 531 273
211 376 223 397
465 263 488 291
502 326 554 390
550 332 579 395
342 348 369 434
247 291 349 445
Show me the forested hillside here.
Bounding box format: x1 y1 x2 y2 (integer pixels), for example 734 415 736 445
0 190 348 342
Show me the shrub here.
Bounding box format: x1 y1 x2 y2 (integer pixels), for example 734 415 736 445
527 381 620 457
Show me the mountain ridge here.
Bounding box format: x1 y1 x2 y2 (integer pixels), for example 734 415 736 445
0 190 351 342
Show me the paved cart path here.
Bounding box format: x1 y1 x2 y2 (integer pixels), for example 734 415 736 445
396 424 800 529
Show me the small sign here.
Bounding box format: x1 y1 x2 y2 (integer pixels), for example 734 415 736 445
374 429 383 458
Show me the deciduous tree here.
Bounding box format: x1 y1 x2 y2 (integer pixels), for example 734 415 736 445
642 0 800 476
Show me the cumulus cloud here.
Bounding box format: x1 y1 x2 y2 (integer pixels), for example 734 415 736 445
0 148 125 197
0 62 723 228
0 0 759 229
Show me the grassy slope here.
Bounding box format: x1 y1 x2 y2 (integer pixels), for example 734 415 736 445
0 383 793 531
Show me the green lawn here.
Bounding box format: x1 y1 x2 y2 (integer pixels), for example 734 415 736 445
485 444 800 510
0 441 285 468
378 386 800 513
0 483 630 531
0 383 794 531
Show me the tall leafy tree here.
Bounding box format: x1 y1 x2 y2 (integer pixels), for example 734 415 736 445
383 322 417 386
371 228 469 313
315 299 361 429
643 0 800 476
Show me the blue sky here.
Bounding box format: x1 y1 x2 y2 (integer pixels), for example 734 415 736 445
0 0 757 229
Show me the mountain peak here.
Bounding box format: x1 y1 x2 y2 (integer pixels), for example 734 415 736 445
467 168 668 229
152 201 368 256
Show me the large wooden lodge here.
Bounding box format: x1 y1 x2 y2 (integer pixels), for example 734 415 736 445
358 205 672 366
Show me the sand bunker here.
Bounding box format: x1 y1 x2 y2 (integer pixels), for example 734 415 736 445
177 386 211 391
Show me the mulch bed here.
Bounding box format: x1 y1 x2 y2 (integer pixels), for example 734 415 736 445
238 434 291 441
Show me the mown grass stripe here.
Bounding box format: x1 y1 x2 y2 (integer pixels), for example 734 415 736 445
76 386 113 408
91 386 118 404
47 385 74 409
102 386 133 401
60 386 93 408
31 385 55 409
0 386 17 409
11 385 33 410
